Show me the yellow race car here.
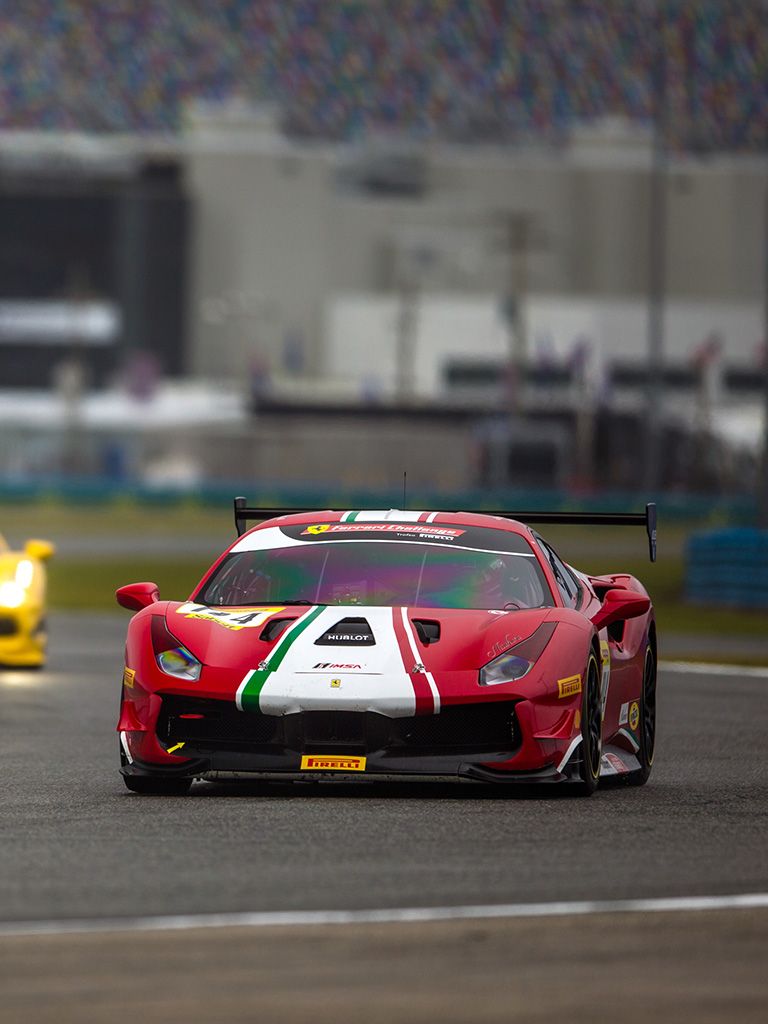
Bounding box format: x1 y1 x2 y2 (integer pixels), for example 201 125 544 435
0 533 54 668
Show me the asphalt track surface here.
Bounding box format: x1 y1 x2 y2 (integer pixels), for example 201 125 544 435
0 613 766 1022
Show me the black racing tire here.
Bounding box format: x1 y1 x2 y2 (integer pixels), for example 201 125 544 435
122 774 193 796
625 644 656 787
573 650 602 797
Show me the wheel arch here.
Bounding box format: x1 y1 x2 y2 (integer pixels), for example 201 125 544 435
647 618 657 660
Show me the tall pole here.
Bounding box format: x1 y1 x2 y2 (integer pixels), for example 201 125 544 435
395 274 418 401
759 174 768 527
502 211 530 415
645 0 668 493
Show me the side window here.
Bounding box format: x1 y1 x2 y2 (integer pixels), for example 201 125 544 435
536 537 580 608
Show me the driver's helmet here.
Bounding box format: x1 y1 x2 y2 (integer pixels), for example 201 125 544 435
476 555 539 609
476 556 512 608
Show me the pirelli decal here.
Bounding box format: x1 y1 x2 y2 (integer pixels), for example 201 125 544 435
300 755 367 772
557 674 582 699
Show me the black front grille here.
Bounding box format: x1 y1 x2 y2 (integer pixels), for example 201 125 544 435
301 711 367 746
159 696 282 751
391 702 517 749
158 695 518 756
0 617 18 636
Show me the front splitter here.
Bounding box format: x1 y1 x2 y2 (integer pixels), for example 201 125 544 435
198 763 565 785
122 745 568 785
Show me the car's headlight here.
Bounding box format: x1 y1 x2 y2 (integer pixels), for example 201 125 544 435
0 560 36 608
151 616 202 681
479 622 556 686
15 559 34 589
0 581 25 608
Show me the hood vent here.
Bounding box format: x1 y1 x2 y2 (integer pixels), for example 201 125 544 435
315 617 376 646
259 617 298 643
412 619 440 644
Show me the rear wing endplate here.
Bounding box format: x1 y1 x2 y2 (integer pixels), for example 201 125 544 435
234 497 657 562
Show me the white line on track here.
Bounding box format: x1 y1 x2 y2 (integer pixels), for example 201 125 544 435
1 893 767 938
660 660 768 677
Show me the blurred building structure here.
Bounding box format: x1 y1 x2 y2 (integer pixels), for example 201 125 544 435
0 133 189 387
185 105 765 391
0 1 766 497
0 106 765 496
1 110 763 397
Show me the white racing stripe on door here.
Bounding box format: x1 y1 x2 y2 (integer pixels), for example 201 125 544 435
257 605 417 717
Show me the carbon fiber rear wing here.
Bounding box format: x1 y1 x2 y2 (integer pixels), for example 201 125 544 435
234 497 657 562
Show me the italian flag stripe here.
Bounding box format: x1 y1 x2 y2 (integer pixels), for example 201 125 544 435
238 605 326 712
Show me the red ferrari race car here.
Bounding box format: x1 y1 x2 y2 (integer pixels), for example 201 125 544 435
116 499 657 796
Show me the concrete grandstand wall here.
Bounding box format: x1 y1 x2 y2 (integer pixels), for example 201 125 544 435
184 111 767 384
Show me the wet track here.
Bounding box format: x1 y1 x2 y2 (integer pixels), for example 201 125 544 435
0 613 767 1022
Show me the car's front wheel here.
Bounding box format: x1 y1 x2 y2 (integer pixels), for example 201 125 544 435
122 774 192 796
573 650 602 796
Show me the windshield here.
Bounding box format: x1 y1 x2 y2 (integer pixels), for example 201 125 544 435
198 538 554 611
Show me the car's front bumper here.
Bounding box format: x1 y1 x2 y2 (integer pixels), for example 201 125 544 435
0 608 46 666
119 694 577 785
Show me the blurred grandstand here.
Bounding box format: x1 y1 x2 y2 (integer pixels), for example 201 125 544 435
0 1 765 150
0 1 766 503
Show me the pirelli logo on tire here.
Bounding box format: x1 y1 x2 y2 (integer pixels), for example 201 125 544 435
557 674 582 698
300 754 367 772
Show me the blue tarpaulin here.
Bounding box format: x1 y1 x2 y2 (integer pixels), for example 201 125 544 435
687 529 768 608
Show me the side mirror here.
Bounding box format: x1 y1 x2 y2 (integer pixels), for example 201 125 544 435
591 588 651 633
116 582 160 611
25 539 55 561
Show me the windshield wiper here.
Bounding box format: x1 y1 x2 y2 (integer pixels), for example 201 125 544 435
271 599 313 605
